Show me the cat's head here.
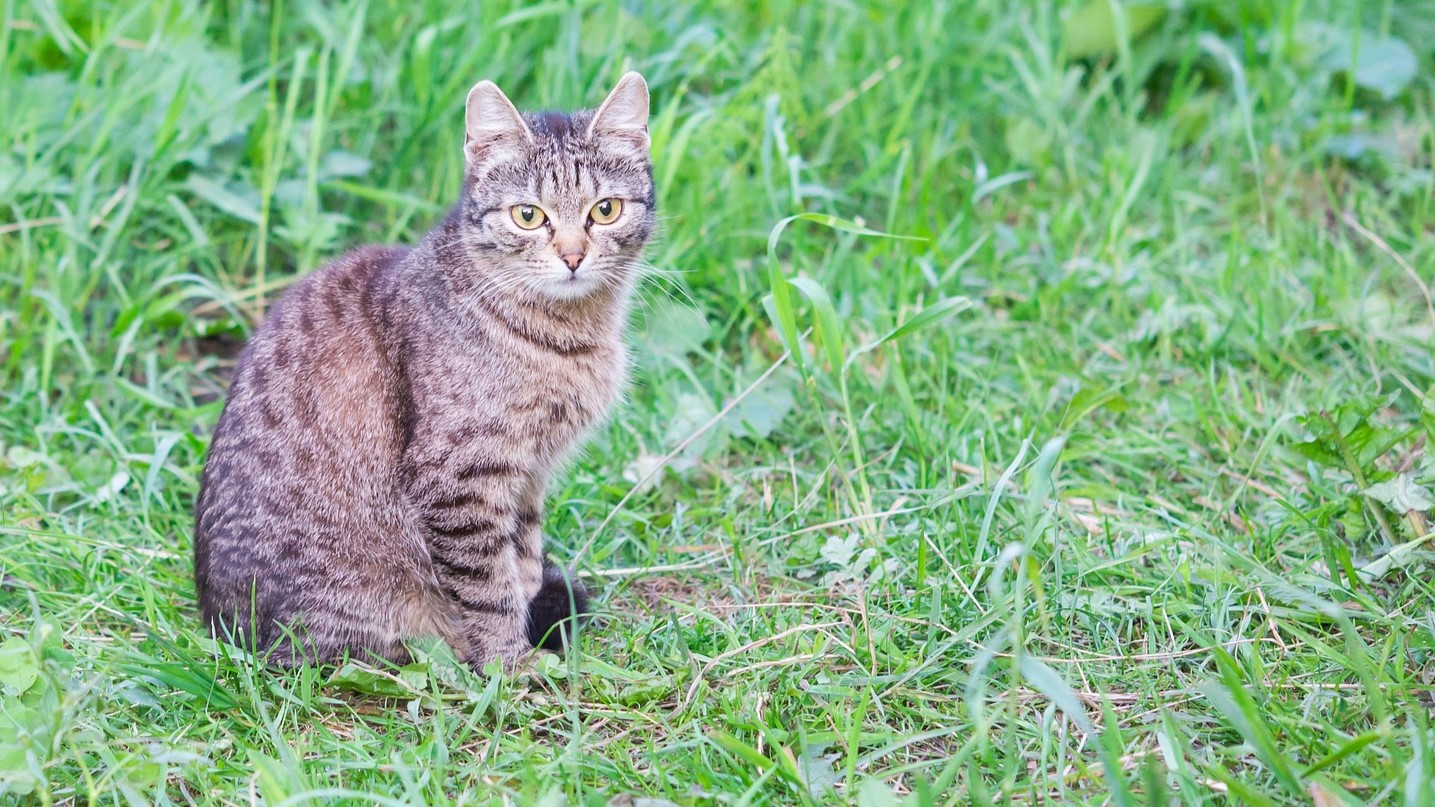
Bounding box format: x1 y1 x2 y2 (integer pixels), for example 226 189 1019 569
458 73 655 304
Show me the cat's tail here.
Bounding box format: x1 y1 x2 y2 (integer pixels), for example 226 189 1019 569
526 561 590 651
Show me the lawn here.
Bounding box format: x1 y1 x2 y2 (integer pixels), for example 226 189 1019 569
2 0 1434 803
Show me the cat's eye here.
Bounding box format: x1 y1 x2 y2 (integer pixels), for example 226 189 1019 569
589 198 622 225
511 204 547 230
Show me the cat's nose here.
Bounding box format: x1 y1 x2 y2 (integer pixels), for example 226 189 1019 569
560 251 585 271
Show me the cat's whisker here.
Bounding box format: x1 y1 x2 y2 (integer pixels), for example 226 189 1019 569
628 260 701 313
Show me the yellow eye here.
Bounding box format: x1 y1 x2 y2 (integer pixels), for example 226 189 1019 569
589 198 622 225
511 204 546 230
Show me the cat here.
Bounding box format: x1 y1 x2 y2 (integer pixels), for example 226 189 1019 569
193 72 654 670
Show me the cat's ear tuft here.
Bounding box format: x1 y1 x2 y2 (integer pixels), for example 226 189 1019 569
465 81 531 163
588 72 649 150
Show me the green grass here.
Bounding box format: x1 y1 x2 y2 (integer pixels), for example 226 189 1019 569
3 0 1435 803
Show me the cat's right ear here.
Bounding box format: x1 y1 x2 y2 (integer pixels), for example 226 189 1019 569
588 72 649 153
464 81 532 165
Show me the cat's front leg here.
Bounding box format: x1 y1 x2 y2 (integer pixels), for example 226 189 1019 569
404 457 544 669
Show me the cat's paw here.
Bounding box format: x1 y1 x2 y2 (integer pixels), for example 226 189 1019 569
500 643 539 675
463 638 536 676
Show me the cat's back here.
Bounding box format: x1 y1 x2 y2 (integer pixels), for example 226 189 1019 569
194 243 416 627
204 243 409 449
249 243 407 373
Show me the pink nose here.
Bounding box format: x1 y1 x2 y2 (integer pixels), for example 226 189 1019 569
561 252 585 271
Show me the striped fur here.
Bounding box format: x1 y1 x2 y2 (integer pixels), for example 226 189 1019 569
193 74 653 669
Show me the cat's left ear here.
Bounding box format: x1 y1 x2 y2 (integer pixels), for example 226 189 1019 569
588 72 649 151
465 80 532 166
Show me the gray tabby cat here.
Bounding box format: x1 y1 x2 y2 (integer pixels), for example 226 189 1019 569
193 73 654 669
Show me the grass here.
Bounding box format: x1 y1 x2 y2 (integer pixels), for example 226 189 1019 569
2 0 1435 803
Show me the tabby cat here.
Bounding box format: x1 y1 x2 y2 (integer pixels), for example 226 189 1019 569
193 73 654 669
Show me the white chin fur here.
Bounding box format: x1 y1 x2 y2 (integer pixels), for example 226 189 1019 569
539 271 605 301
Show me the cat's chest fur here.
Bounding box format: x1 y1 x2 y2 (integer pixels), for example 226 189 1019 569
403 305 628 472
